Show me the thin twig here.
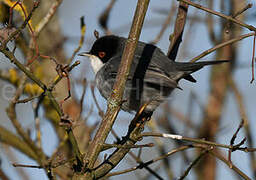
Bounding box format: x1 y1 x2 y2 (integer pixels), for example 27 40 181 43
179 149 209 180
230 120 244 146
2 1 40 47
233 3 253 18
1 47 82 168
67 16 86 64
140 132 256 152
34 0 63 37
209 151 251 180
6 75 45 163
77 78 87 121
91 104 151 179
16 94 42 103
106 145 193 178
178 0 256 32
190 33 254 62
229 77 256 177
110 128 163 179
102 143 154 151
0 48 46 90
91 84 104 117
48 61 80 91
250 33 256 83
13 163 43 169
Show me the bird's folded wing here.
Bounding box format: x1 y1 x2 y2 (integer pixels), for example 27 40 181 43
144 69 178 89
104 55 179 89
106 69 178 90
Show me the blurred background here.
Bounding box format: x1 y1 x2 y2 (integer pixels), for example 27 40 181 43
0 0 256 179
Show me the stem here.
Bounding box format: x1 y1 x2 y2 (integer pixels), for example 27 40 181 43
178 0 256 32
83 0 150 173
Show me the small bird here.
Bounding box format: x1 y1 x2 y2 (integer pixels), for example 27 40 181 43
79 35 228 114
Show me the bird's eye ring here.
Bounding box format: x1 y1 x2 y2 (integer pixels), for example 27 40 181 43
98 51 106 59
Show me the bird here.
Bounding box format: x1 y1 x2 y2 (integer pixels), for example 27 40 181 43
79 35 228 115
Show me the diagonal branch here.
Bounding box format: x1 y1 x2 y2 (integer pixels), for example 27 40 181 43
91 107 155 179
190 33 254 63
178 0 256 32
0 125 37 160
167 1 189 60
209 151 251 180
82 0 150 174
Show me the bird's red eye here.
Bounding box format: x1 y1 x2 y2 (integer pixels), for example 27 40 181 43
98 51 106 58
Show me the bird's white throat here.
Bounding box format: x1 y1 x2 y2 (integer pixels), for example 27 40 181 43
89 55 104 74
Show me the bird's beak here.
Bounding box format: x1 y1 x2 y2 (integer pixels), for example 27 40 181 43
78 52 92 57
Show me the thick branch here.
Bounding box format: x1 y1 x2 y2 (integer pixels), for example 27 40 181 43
83 0 150 173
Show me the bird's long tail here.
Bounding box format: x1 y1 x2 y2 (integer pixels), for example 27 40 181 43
175 60 229 72
175 60 229 82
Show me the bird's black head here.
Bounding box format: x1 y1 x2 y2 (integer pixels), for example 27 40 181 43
88 35 125 63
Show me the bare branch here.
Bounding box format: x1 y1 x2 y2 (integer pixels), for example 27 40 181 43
83 0 150 176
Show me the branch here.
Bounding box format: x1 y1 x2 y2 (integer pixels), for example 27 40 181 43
67 16 86 64
1 1 40 47
0 48 46 90
229 77 256 177
34 0 63 38
83 0 150 173
179 149 209 180
110 128 164 179
86 104 151 179
101 143 154 151
190 33 254 62
105 145 193 178
0 125 37 160
6 75 46 163
209 151 251 180
140 132 256 152
0 47 82 169
178 0 256 32
167 1 189 60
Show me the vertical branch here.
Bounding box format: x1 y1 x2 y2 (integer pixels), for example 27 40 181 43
83 0 150 173
229 77 256 178
179 149 209 180
167 1 189 60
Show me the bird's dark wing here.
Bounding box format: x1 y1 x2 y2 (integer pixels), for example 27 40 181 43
102 54 179 89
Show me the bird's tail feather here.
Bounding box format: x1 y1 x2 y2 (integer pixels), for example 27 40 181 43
175 60 229 83
175 60 229 72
